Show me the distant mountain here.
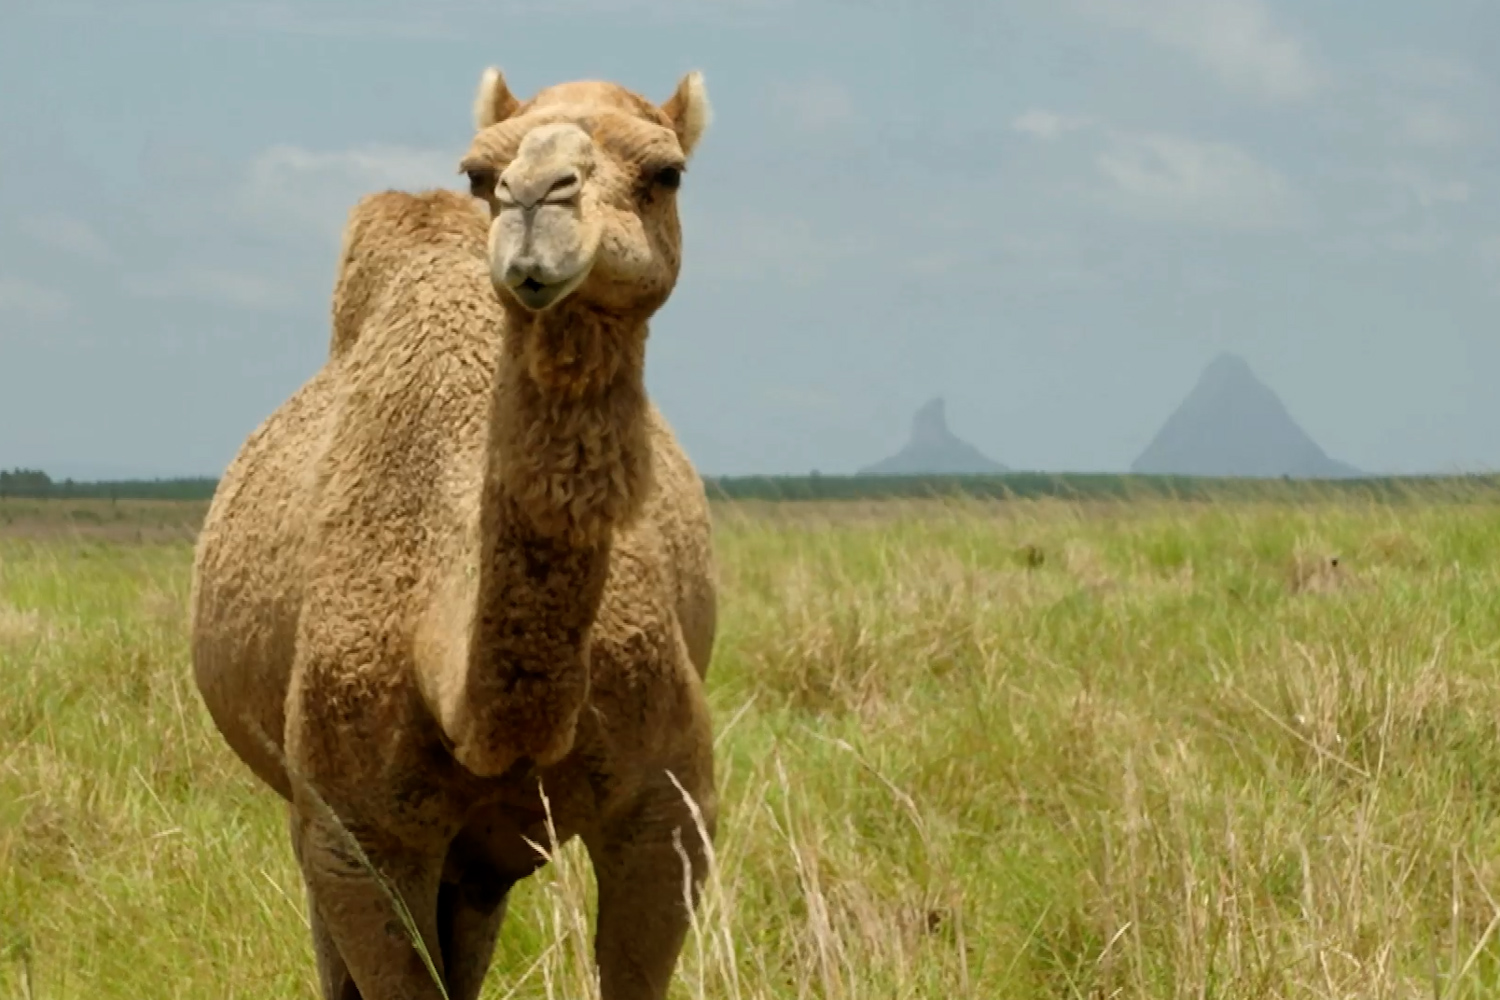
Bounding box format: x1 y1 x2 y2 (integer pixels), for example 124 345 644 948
859 397 1008 476
1132 353 1363 479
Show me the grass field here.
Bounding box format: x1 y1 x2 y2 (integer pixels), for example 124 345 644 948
5 493 1500 998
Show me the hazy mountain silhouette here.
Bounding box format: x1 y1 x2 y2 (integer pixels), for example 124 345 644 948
1132 353 1363 479
859 397 1008 476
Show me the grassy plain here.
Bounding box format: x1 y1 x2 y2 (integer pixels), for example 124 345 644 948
4 492 1500 998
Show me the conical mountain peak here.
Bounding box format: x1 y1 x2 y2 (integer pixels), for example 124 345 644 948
1203 351 1254 381
1132 355 1361 479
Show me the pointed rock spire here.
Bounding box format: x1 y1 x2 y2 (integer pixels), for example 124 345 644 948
1132 353 1362 478
859 396 1008 476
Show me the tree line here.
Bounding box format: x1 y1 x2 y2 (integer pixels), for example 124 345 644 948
0 468 219 501
2 466 1495 505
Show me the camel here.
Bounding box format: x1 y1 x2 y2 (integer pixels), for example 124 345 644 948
189 65 718 1000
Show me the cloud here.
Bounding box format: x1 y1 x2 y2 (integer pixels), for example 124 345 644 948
121 268 295 311
1380 225 1450 257
1014 111 1303 232
686 208 870 286
204 2 464 39
88 142 464 312
1074 0 1323 101
1387 166 1470 209
1478 237 1500 288
1392 101 1473 148
0 276 72 321
20 216 113 263
763 385 845 416
1376 51 1487 93
769 79 856 132
45 0 790 37
1011 110 1094 142
1095 131 1302 231
43 0 455 39
1314 161 1476 260
995 232 1123 292
238 143 459 240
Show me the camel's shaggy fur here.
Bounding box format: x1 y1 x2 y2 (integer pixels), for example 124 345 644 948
190 66 718 1000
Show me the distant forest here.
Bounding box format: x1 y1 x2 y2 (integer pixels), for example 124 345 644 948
0 469 219 501
4 466 1500 505
706 472 1500 504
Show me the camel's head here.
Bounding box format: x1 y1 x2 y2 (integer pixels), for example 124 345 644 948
458 67 710 318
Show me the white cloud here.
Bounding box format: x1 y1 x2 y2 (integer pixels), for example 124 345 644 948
1074 0 1323 101
43 1 454 38
1392 101 1473 148
685 208 870 286
20 216 113 263
763 385 845 416
121 268 295 311
1376 51 1487 93
1387 166 1470 209
1009 109 1303 233
0 276 72 321
1095 131 1302 230
989 232 1117 291
1478 237 1500 289
1314 161 1476 261
46 0 790 37
1380 225 1450 257
770 79 855 132
1011 110 1094 141
198 2 461 39
238 143 459 239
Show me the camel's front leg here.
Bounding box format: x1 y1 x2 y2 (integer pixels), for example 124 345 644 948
436 879 509 1000
292 809 449 1000
586 771 718 1000
290 809 359 1000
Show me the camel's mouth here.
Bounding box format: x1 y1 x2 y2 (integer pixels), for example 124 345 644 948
503 267 588 312
511 276 564 311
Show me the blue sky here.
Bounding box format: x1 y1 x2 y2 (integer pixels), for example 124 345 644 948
1 0 1496 478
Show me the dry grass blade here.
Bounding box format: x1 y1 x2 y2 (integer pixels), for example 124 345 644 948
244 719 452 1000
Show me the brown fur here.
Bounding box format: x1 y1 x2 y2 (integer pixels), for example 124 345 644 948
190 67 717 1000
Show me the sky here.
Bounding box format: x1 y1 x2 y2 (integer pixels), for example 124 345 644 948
0 0 1497 479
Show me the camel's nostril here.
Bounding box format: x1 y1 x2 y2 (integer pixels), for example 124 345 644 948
546 173 581 201
497 170 581 208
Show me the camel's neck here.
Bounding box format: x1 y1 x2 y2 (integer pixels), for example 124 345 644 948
448 302 652 777
487 302 653 545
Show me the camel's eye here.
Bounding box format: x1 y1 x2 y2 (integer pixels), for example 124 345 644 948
466 168 498 198
653 165 682 191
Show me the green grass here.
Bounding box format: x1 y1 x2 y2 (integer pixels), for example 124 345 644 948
5 495 1500 997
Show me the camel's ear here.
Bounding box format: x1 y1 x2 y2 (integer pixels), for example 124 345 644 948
661 70 711 160
474 66 521 131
